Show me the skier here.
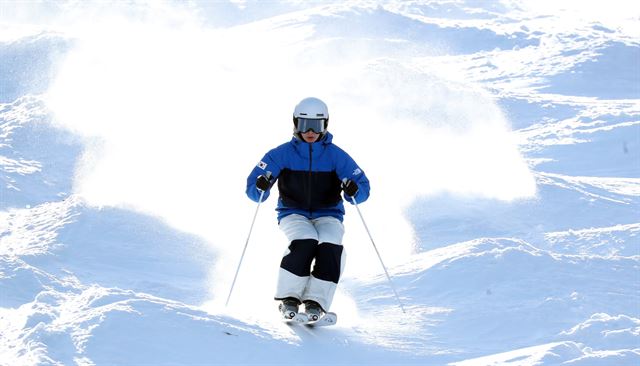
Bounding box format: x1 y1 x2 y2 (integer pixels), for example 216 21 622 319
246 97 370 323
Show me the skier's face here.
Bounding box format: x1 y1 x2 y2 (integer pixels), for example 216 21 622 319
301 130 320 143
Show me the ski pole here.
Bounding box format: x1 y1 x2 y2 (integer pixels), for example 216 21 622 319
350 195 406 313
225 188 266 307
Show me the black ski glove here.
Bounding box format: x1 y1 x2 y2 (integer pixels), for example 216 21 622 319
256 174 272 192
341 179 359 197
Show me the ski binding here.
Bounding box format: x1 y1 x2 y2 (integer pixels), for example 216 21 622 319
282 311 309 324
280 305 337 327
305 312 337 327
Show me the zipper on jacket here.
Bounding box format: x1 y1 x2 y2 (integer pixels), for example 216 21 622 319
308 142 313 216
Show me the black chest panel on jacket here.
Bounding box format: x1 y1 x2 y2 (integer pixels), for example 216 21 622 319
278 168 342 211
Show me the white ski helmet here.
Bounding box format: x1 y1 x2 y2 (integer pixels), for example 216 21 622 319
292 97 329 137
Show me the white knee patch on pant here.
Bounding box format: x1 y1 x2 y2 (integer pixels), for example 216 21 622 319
314 216 345 244
279 214 344 244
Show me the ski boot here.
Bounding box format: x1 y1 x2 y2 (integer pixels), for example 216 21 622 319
278 297 301 320
303 300 324 322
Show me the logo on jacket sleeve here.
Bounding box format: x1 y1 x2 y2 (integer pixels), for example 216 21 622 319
257 161 268 170
352 168 362 176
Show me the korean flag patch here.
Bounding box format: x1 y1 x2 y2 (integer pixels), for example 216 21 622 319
257 161 268 170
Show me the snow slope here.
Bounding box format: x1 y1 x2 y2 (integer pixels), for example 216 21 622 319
1 1 639 365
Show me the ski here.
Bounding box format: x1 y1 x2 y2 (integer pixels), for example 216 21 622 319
279 301 337 327
282 311 309 324
305 312 337 327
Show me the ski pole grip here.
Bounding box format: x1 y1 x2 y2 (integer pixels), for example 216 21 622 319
342 178 357 204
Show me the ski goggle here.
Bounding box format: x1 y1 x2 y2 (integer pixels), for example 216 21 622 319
296 118 326 134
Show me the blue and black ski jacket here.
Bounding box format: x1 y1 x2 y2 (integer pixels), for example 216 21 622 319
246 132 370 222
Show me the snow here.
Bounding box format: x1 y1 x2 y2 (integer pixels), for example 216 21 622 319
1 1 639 365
